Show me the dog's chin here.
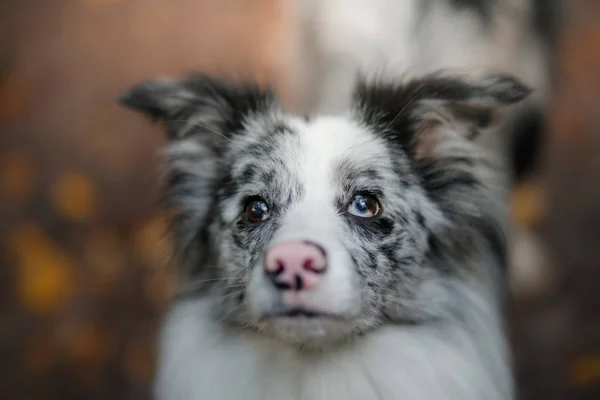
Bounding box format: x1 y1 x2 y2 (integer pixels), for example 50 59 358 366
257 313 355 347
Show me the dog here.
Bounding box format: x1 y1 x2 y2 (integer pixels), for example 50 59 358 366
119 70 529 399
279 0 560 296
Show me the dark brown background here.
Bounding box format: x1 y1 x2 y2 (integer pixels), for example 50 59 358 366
1 0 599 399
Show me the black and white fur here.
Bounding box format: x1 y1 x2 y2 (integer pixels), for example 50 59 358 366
119 71 530 399
279 0 559 295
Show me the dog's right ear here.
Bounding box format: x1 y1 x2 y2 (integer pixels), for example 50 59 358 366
117 73 275 142
118 77 197 131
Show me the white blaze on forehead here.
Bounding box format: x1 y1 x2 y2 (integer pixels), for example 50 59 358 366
291 116 387 191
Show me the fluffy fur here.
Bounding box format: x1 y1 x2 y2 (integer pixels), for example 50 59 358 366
119 70 529 399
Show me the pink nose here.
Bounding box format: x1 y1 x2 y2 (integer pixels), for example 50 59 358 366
264 241 327 291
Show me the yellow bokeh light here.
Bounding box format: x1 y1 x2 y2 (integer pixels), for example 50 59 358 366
51 172 97 222
570 355 600 387
8 223 75 314
511 180 546 230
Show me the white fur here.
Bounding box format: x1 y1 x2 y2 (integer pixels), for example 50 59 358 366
157 282 512 400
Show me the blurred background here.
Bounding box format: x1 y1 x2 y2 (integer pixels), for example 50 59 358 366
1 0 599 399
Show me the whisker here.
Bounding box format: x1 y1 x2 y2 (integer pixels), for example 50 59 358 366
220 284 246 290
217 289 246 301
383 82 427 133
165 119 252 156
184 276 245 285
177 279 246 296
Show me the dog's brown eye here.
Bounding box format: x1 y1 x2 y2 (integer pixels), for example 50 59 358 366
245 198 270 223
347 194 380 218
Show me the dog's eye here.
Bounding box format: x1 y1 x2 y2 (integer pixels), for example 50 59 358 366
245 198 271 223
347 194 380 218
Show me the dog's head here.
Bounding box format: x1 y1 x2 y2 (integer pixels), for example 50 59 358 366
119 72 528 346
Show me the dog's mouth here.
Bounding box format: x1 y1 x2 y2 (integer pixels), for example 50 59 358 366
269 308 325 318
262 308 346 321
257 307 354 346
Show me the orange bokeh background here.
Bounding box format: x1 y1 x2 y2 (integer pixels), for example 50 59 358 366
1 1 600 399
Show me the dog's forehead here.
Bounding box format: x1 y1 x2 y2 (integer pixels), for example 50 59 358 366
297 116 386 165
236 114 390 175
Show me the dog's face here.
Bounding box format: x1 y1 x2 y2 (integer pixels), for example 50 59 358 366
119 73 528 346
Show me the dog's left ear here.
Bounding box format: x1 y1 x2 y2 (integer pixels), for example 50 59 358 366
354 73 531 158
355 74 529 271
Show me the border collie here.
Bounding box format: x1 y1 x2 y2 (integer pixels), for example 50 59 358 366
119 70 529 399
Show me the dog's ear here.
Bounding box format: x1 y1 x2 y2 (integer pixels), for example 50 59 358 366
354 73 530 159
118 74 276 262
118 73 275 141
354 74 529 272
118 77 197 129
